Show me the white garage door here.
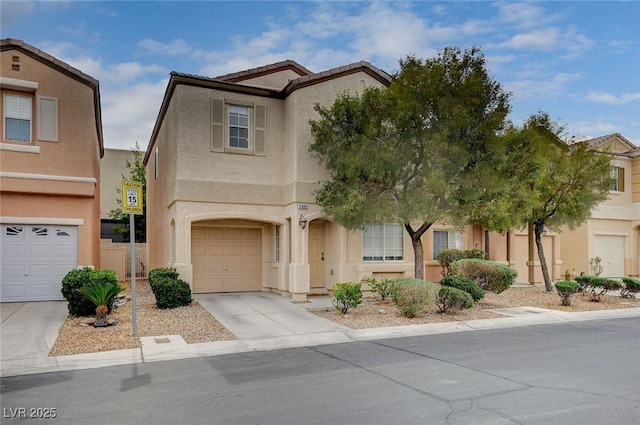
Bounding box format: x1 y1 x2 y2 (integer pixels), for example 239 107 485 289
594 235 625 278
191 227 261 293
1 224 78 302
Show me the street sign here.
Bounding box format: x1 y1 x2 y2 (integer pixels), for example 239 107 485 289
122 180 143 214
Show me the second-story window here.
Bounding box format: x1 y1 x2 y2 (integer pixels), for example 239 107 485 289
228 105 250 149
4 94 32 142
610 166 625 192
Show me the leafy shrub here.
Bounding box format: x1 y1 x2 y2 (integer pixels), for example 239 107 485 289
152 277 193 309
440 275 485 301
576 275 622 301
367 277 393 301
554 280 580 306
437 249 487 276
450 259 517 294
61 267 119 316
621 277 640 298
148 267 179 290
332 282 363 314
78 282 123 326
437 286 474 314
390 278 438 318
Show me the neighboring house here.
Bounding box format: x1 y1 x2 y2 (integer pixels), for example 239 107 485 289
143 60 558 300
0 39 103 302
561 133 638 278
100 147 141 242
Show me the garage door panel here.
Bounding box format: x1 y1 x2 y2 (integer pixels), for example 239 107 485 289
594 235 624 278
192 226 261 293
1 224 76 302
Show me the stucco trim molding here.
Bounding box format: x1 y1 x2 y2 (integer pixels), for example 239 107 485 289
0 77 39 91
0 171 97 184
592 231 630 237
186 211 286 226
0 143 41 153
0 216 84 225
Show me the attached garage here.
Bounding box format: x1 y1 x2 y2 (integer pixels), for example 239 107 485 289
1 224 78 302
594 235 625 278
191 226 262 293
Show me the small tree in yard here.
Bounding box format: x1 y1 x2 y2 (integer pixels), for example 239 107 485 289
554 280 580 306
309 46 511 280
79 282 123 327
466 113 612 292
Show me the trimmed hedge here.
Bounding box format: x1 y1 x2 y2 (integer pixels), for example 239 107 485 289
437 286 474 314
554 280 580 306
440 275 485 301
61 267 119 316
450 259 517 294
437 248 487 276
621 277 640 298
152 277 193 309
576 275 622 301
390 278 439 318
148 267 179 290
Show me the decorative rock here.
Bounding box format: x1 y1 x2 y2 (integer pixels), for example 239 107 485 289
81 318 95 325
378 309 387 314
108 319 118 326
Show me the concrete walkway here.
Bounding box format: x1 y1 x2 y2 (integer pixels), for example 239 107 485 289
1 294 639 378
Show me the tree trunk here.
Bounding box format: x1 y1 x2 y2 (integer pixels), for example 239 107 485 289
534 222 553 292
405 222 432 281
94 305 109 327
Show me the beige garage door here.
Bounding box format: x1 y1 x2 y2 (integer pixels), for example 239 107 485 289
594 235 625 278
192 227 261 293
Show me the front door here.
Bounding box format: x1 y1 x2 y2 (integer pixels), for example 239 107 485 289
309 221 326 289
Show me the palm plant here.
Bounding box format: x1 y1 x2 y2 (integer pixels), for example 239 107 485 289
78 282 123 327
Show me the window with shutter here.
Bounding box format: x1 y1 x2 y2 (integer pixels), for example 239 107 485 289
4 94 32 142
254 104 266 156
211 98 224 152
38 96 58 141
610 166 625 192
211 99 267 156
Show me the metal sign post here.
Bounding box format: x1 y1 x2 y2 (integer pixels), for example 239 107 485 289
122 180 143 337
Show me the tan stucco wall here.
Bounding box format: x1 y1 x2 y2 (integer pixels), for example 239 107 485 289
0 48 101 267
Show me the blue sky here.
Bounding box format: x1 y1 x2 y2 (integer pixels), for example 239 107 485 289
2 1 639 150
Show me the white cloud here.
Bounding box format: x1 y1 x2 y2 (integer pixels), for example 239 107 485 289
494 2 560 30
506 73 582 100
0 1 36 30
138 38 192 56
496 28 562 51
101 79 168 150
569 121 619 140
585 91 640 105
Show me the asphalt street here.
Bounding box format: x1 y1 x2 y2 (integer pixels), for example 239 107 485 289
1 317 639 425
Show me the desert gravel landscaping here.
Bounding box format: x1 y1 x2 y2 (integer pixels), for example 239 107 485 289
50 282 639 356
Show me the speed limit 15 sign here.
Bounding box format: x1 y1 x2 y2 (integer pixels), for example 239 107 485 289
122 180 143 214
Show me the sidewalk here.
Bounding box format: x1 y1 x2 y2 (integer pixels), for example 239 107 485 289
2 294 639 378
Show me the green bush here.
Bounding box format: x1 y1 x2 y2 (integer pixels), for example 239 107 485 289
367 277 393 301
450 259 517 294
390 278 438 318
61 267 119 316
554 280 580 306
440 275 485 301
576 275 622 301
437 286 474 314
148 267 179 290
332 282 363 314
152 277 193 309
621 277 640 298
437 249 487 276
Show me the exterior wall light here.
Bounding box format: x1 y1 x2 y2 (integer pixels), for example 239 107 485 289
298 214 308 229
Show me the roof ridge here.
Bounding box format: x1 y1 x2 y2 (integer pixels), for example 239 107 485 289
215 60 313 82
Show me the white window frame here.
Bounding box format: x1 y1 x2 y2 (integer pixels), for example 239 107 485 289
363 223 404 262
4 93 32 142
228 105 250 149
610 166 624 192
433 230 464 260
274 225 281 263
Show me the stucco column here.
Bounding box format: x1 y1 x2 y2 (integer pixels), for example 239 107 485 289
172 212 193 285
288 217 310 301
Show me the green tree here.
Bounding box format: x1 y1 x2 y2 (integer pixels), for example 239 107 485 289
309 47 511 279
480 113 612 292
108 142 146 242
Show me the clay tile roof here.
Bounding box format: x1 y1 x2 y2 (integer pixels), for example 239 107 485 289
215 60 313 82
583 133 636 153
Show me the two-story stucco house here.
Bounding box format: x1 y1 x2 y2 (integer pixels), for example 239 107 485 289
0 39 103 302
144 60 560 300
561 133 638 278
